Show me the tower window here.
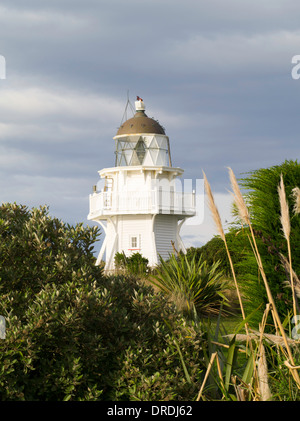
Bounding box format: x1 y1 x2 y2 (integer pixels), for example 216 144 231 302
131 138 146 165
131 236 137 248
129 235 141 251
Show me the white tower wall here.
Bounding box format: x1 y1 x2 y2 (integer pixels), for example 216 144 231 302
88 98 196 272
154 214 178 260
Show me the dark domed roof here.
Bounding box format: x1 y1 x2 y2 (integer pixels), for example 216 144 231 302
116 110 165 136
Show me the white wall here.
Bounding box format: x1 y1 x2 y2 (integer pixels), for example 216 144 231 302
117 214 156 264
154 214 178 261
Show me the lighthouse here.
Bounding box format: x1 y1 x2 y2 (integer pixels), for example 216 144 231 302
88 97 196 271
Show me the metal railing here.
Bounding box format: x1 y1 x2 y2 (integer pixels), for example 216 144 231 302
88 189 195 218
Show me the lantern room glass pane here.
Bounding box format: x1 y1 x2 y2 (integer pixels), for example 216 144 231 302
115 135 170 167
135 138 146 164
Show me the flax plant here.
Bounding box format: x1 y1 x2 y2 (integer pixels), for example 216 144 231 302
151 253 227 319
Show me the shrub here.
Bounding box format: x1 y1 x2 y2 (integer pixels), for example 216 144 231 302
0 274 205 401
114 251 149 276
0 203 101 311
0 203 205 401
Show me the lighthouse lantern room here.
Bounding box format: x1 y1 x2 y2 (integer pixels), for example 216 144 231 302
88 97 196 271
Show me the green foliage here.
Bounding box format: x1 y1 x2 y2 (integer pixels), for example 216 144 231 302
241 160 299 236
112 300 204 401
201 329 257 400
0 203 101 310
266 341 300 400
200 311 300 401
114 251 149 276
0 275 205 401
187 161 300 324
0 203 205 401
235 160 300 320
150 253 229 319
195 162 300 401
185 232 248 278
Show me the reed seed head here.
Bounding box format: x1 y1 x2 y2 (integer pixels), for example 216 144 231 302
278 174 290 241
292 187 300 215
228 167 250 225
203 171 225 242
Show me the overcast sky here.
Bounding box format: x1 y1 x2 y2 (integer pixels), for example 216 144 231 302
0 0 299 251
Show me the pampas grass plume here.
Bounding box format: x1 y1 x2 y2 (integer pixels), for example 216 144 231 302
278 174 298 319
203 171 225 242
278 174 290 241
292 187 300 215
228 167 250 225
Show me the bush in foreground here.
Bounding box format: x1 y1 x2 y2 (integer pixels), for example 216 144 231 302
0 275 205 400
0 203 205 400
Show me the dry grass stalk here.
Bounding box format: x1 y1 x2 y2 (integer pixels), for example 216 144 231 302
228 168 274 306
232 376 246 401
292 187 300 215
278 174 297 319
228 168 300 388
196 352 218 401
257 304 272 400
203 170 260 390
257 344 272 401
203 171 247 324
226 331 300 347
210 340 247 353
280 253 300 299
258 304 271 349
284 361 300 370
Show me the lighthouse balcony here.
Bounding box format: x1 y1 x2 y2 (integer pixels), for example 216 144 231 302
88 189 196 220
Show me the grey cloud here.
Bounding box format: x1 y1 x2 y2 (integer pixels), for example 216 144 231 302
0 0 299 248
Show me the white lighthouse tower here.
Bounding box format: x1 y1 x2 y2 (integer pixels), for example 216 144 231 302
88 97 196 271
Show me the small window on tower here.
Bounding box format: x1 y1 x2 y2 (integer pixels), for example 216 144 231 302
131 236 137 248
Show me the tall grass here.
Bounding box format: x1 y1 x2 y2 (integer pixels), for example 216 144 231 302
278 174 297 319
203 171 249 332
196 169 300 401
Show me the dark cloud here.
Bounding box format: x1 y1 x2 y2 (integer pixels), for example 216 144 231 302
0 1 299 247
